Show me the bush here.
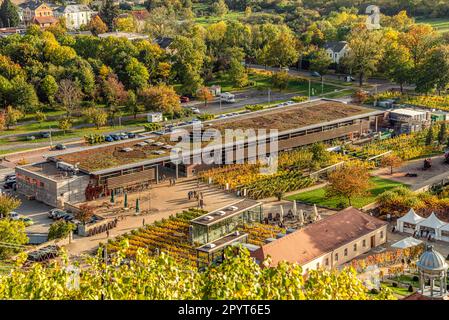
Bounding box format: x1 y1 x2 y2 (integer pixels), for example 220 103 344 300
245 104 264 112
412 275 419 282
144 123 163 132
370 288 379 294
291 96 308 103
197 113 215 121
392 282 398 287
408 285 413 292
48 220 75 240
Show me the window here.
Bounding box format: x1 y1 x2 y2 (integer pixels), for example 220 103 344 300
344 248 348 256
335 253 338 261
325 258 329 266
363 240 366 247
353 244 357 251
380 231 384 239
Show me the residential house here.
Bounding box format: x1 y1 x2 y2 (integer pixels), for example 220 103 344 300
97 31 149 41
154 36 175 54
21 2 57 26
54 5 97 30
324 41 349 64
251 207 388 274
130 9 150 32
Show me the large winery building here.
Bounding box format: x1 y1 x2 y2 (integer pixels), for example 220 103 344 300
16 99 385 207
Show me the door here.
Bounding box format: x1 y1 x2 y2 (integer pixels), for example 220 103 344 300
370 235 375 248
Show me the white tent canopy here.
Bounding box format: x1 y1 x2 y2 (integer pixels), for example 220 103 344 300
391 237 423 249
396 208 425 233
417 212 446 229
417 212 447 239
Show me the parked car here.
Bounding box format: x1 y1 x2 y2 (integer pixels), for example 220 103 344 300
9 212 20 220
190 107 201 114
48 209 68 220
20 217 34 226
310 71 321 77
285 101 295 105
55 143 66 150
3 180 16 190
40 132 51 138
110 134 120 141
26 135 35 141
127 132 136 138
4 174 15 182
180 96 190 103
62 213 74 222
104 135 114 142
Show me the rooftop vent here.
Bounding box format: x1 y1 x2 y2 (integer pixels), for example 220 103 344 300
121 147 133 152
152 150 165 155
228 205 238 211
204 243 216 249
162 145 173 149
135 142 147 147
152 142 164 147
144 139 154 144
203 216 214 221
234 231 240 236
215 210 226 216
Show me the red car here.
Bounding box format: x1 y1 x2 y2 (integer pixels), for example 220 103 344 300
180 96 190 103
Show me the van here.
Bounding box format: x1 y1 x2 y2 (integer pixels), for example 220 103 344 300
219 92 235 103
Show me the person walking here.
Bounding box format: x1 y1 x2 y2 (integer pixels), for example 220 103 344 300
199 198 204 209
142 218 145 226
106 230 110 238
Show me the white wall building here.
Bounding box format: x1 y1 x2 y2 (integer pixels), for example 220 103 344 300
55 5 96 30
324 41 349 64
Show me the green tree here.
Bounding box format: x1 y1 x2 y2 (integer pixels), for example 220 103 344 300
125 57 149 90
271 71 289 91
309 48 332 81
0 0 20 28
48 220 75 241
260 30 299 68
416 45 449 94
124 90 143 118
425 126 434 146
382 42 413 93
83 107 108 129
438 122 447 145
0 194 21 218
58 117 73 134
35 111 47 128
342 28 385 86
0 219 28 259
4 105 23 130
9 77 39 112
40 75 58 105
212 0 228 17
100 0 119 31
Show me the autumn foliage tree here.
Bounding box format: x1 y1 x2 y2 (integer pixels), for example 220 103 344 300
381 154 403 175
88 15 108 36
75 204 95 225
325 162 371 207
138 84 180 116
196 87 213 107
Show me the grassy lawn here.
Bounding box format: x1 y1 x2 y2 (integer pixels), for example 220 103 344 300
416 17 449 33
381 283 411 297
322 88 356 99
286 176 406 209
194 10 244 26
207 71 340 94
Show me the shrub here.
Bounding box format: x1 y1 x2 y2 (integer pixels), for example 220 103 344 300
392 282 398 287
291 96 308 103
245 104 264 112
197 113 215 121
48 220 75 240
412 275 419 282
370 288 379 294
408 285 413 292
144 123 163 132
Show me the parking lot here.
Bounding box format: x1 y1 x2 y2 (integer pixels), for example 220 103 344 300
0 168 53 234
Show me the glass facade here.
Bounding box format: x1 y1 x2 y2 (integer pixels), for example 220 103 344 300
191 205 262 245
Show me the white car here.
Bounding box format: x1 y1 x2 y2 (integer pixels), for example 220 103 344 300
9 212 20 220
190 107 201 114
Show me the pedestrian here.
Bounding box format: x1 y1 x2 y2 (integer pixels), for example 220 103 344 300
188 191 191 200
106 230 110 238
199 198 204 209
142 218 145 226
173 178 176 185
197 179 200 188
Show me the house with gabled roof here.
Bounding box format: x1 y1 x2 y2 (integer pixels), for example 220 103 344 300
324 41 349 64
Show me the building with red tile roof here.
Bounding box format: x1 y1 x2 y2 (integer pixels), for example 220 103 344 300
251 207 388 273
